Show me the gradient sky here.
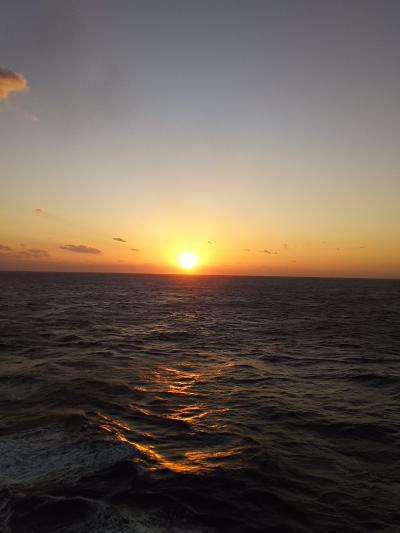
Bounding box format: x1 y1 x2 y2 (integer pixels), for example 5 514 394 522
1 0 399 277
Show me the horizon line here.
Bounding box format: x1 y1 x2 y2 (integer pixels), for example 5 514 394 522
0 269 398 281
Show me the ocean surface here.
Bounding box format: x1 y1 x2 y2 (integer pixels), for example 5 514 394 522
0 272 399 533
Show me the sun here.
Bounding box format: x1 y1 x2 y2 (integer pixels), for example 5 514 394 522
178 251 198 270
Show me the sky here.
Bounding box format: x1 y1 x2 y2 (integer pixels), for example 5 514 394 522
1 0 399 277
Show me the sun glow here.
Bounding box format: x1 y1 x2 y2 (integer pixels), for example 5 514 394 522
178 251 198 270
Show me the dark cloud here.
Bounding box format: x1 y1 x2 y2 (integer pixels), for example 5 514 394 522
0 244 13 252
113 237 126 243
0 67 28 100
130 248 140 252
207 240 213 244
35 208 44 214
243 248 250 252
60 244 101 254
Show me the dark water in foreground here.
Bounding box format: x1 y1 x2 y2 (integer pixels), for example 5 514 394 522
0 272 399 533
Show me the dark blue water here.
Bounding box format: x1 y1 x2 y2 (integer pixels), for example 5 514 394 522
0 272 399 533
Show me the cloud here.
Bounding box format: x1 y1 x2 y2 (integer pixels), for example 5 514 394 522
130 248 140 252
207 240 213 245
0 248 50 259
5 101 39 122
19 249 49 258
263 249 278 255
60 244 101 254
113 237 126 242
0 67 28 101
243 248 251 252
35 208 44 214
0 244 13 252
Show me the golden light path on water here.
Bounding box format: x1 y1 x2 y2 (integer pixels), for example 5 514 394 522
98 363 242 474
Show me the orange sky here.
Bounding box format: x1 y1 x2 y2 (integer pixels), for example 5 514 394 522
0 205 399 277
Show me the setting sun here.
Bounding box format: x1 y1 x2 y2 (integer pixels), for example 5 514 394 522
178 251 198 270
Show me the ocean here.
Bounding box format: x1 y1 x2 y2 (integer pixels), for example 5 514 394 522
0 272 399 533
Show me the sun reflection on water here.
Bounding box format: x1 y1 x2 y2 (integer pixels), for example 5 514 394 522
97 362 240 474
98 411 241 473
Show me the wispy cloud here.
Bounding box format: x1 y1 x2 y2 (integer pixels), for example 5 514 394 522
19 249 49 258
60 244 102 254
0 244 13 252
130 248 140 252
243 248 251 252
0 248 50 259
5 101 39 122
34 208 44 214
263 249 278 255
0 67 28 100
113 237 126 242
